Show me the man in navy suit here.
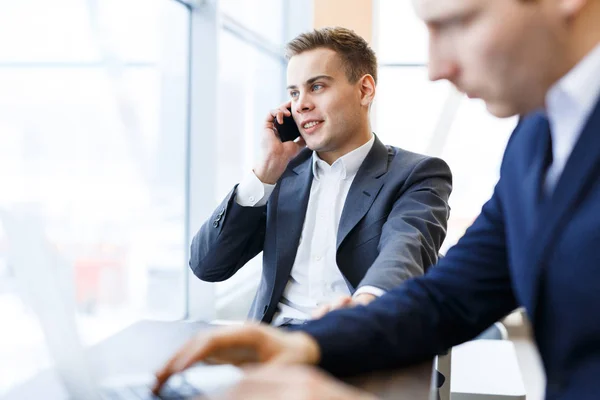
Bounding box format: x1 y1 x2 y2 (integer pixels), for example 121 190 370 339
189 27 452 325
154 0 600 398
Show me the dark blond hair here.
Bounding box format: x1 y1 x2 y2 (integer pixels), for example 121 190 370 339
285 27 378 84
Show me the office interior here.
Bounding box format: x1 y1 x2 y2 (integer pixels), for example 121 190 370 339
0 0 543 398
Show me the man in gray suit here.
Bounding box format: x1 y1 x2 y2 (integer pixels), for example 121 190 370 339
190 27 452 325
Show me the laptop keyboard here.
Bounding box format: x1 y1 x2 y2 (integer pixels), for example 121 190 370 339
101 381 203 399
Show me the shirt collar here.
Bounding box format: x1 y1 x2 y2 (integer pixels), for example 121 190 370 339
312 134 375 181
545 42 600 130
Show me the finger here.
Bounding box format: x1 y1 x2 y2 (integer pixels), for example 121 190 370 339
153 327 263 393
205 347 260 365
176 328 262 369
330 296 353 312
267 110 278 124
353 293 376 306
279 100 292 115
153 335 211 393
265 122 278 135
269 109 284 125
311 304 331 319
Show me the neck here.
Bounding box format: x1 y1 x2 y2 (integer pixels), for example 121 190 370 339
317 123 373 165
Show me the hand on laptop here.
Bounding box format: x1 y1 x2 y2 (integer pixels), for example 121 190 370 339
212 364 378 400
311 293 376 319
152 324 320 395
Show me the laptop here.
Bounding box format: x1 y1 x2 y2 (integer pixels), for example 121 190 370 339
1 210 242 399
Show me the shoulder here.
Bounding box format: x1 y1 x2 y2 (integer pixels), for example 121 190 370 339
385 145 451 176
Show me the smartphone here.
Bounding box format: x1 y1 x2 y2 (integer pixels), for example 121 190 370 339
273 108 301 142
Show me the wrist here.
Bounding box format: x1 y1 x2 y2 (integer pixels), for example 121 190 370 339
353 293 376 306
292 332 321 365
253 158 286 184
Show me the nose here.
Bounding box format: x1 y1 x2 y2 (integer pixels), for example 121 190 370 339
428 37 459 83
294 92 315 114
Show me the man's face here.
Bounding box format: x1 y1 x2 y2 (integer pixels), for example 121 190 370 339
414 0 567 117
286 48 370 155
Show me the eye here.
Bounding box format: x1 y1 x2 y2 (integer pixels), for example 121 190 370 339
289 90 299 99
312 84 323 91
439 12 476 32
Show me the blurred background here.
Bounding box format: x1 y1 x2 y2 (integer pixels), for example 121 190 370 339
0 0 529 396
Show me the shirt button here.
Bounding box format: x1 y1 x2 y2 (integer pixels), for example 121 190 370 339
249 196 255 202
315 255 322 261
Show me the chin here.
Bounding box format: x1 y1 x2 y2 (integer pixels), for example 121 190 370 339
484 101 522 119
304 136 328 152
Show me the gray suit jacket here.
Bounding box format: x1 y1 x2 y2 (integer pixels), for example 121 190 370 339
190 136 452 322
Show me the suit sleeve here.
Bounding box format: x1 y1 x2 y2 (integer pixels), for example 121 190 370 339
298 181 517 376
189 185 267 282
357 156 452 291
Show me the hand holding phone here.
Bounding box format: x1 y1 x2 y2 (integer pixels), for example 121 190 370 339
254 104 306 184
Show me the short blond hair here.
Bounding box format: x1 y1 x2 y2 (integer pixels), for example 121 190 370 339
285 27 378 84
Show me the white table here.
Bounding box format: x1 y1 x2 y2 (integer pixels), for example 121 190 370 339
451 340 527 400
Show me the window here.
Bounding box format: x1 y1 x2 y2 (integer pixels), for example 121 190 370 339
374 0 517 251
219 0 285 44
210 5 310 320
0 0 189 393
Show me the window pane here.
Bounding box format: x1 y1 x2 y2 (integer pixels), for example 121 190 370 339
375 67 450 152
219 0 284 45
439 100 516 250
374 66 517 251
213 30 286 319
0 0 165 63
0 0 189 394
376 0 428 64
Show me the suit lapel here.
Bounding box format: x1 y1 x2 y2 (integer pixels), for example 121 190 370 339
522 113 553 235
336 136 388 249
527 98 600 317
274 158 313 290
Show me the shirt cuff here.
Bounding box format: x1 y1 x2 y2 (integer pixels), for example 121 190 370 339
235 170 276 207
353 286 386 298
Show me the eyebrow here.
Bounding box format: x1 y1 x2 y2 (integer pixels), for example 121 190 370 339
287 75 334 90
424 6 478 27
427 11 468 27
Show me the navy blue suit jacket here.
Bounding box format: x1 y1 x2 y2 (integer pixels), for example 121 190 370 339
299 100 600 399
189 136 452 322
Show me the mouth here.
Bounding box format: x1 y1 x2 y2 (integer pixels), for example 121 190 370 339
301 120 324 134
460 87 480 100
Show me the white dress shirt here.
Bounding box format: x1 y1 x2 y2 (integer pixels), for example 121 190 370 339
544 42 600 194
236 135 385 325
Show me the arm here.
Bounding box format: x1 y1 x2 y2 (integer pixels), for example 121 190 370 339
190 102 306 282
358 156 452 291
189 183 268 282
155 187 511 384
301 182 517 377
153 189 513 387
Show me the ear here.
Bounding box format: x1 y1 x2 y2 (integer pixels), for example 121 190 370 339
358 74 376 107
556 0 588 18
